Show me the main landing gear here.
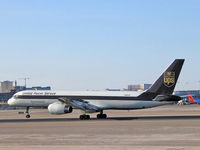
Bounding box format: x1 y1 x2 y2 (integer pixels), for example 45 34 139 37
25 107 30 118
79 114 90 120
79 110 107 120
97 110 107 119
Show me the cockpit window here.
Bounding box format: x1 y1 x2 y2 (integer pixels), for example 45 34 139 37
14 95 18 99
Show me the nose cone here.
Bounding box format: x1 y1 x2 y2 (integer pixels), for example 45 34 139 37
8 98 15 106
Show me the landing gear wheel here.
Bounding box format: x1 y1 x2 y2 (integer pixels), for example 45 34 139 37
97 114 101 119
97 113 107 119
26 115 30 118
86 115 90 119
25 107 30 119
80 115 90 120
80 115 83 120
102 114 107 119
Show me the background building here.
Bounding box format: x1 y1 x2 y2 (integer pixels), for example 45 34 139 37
0 80 51 102
106 88 121 91
174 90 200 97
0 81 14 93
127 84 152 91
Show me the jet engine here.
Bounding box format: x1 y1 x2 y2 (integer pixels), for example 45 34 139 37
48 102 73 114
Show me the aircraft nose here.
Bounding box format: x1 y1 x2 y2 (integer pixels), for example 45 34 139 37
8 98 15 106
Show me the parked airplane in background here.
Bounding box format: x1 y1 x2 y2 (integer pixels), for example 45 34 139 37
8 59 184 120
187 93 200 104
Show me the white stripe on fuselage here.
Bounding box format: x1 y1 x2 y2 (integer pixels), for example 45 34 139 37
15 90 143 97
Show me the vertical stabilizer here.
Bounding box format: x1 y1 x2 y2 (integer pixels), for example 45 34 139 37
147 59 184 95
138 59 184 99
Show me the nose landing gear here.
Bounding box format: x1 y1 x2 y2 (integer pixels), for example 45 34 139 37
25 107 30 118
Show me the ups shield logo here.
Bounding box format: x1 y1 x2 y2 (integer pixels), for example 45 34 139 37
164 72 175 87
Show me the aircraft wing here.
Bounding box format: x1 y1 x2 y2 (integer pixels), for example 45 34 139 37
58 97 100 112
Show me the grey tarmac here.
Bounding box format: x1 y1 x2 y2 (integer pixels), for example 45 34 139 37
0 105 200 150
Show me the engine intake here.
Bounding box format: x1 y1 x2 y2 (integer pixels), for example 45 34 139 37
48 102 73 114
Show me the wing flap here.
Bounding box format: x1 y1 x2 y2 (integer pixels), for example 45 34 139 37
58 97 100 112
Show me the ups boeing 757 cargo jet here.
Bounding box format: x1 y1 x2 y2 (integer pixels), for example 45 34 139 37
8 59 184 120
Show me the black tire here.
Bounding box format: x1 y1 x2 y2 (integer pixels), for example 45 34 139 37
83 115 87 119
80 115 90 120
97 114 103 119
86 115 90 119
97 114 100 119
80 115 83 120
103 114 107 119
26 115 30 118
97 114 107 119
84 115 89 120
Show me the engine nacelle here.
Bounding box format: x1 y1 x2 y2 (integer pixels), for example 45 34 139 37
48 102 73 115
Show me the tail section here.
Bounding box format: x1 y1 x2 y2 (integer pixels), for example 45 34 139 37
138 59 184 100
187 93 195 103
187 93 200 104
147 59 184 95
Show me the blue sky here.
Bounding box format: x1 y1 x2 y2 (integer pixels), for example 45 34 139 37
0 0 199 90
